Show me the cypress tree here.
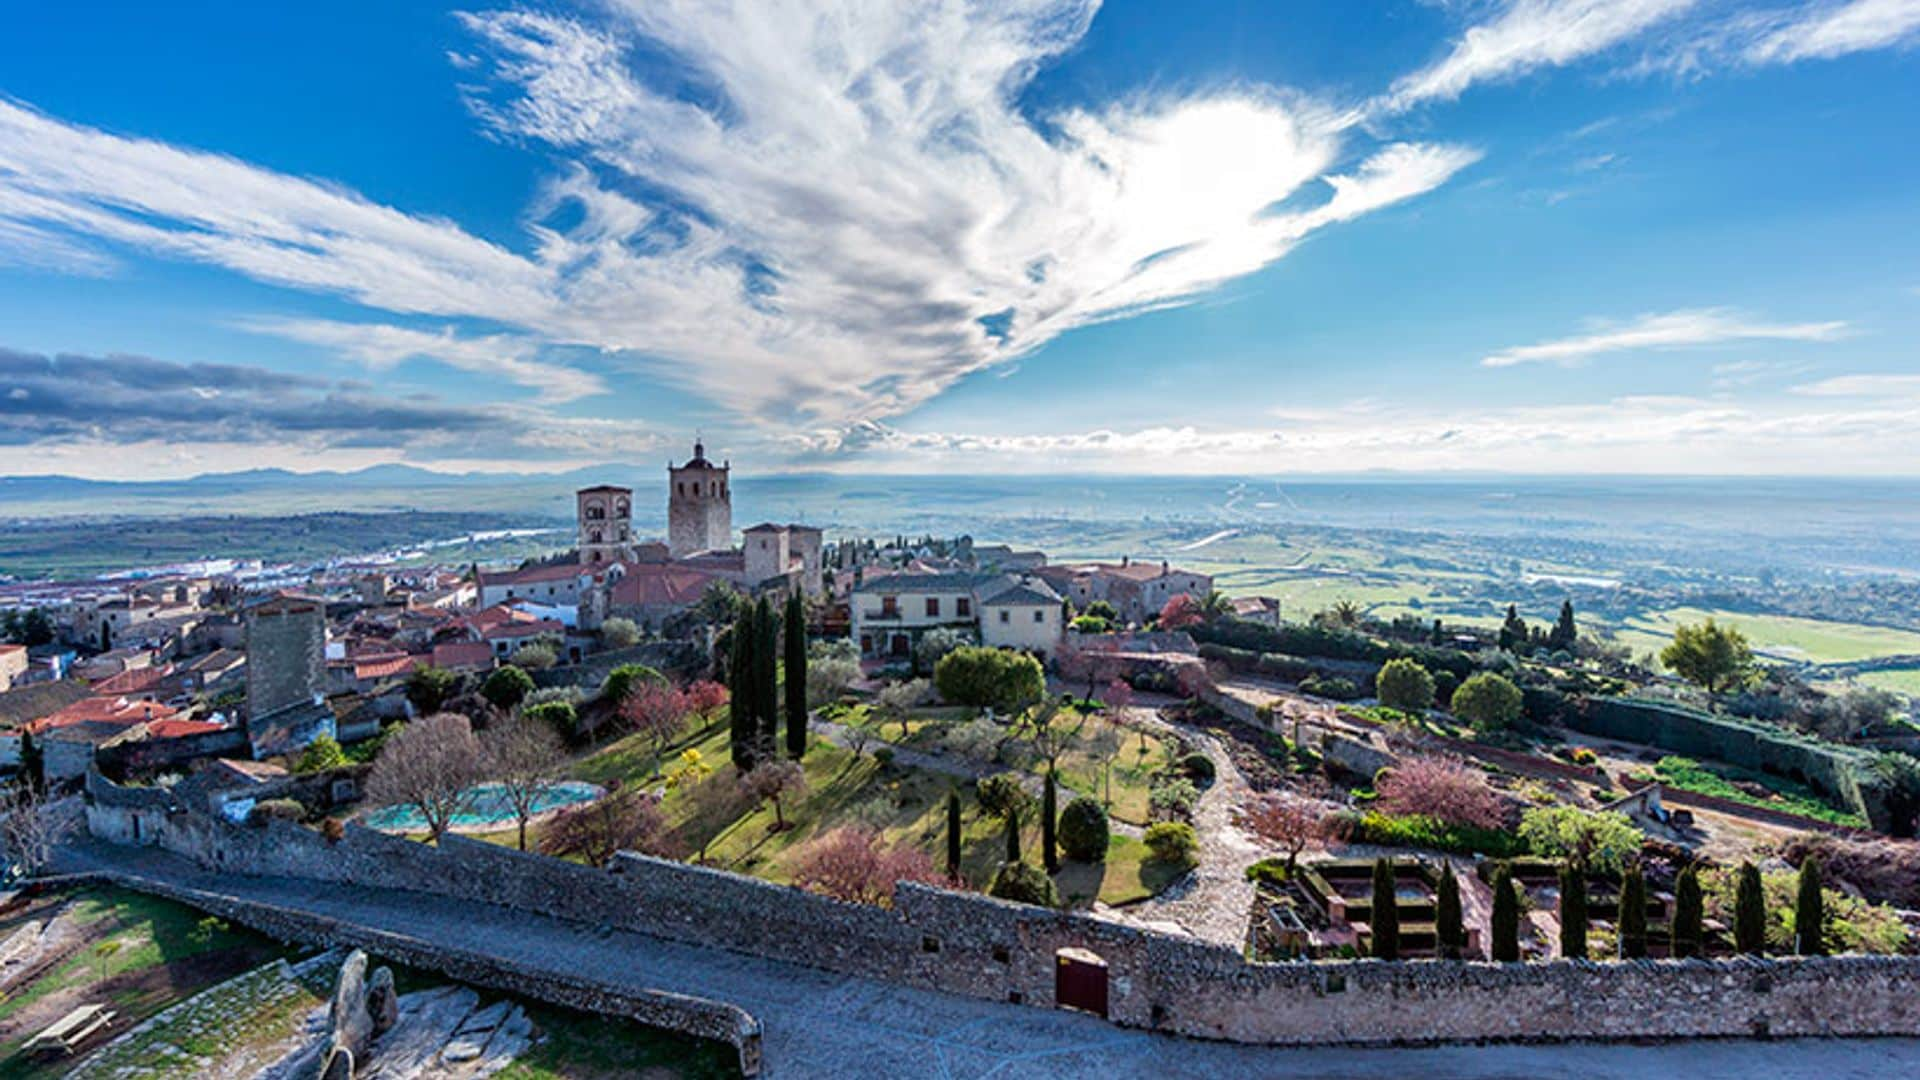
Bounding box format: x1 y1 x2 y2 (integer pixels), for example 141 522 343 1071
1490 863 1521 962
1619 864 1648 959
1041 772 1059 873
946 791 962 879
1735 861 1766 955
1672 864 1704 959
1005 806 1022 864
783 591 808 759
1550 599 1578 652
727 610 756 770
753 598 779 753
1370 857 1400 961
1794 857 1825 956
1435 863 1464 960
1559 862 1588 960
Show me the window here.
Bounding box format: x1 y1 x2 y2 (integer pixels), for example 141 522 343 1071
957 598 971 617
1034 609 1045 623
999 610 1010 624
881 596 899 617
926 597 940 617
676 482 684 496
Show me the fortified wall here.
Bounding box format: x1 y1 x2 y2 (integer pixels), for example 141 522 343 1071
85 772 1920 1050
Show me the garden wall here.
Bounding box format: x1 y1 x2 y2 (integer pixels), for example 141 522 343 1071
85 772 1920 1050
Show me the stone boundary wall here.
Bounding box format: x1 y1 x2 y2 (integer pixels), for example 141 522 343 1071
85 772 1920 1049
81 865 764 1077
1618 776 1872 838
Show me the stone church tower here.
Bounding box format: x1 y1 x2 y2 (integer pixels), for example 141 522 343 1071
576 484 634 564
668 440 731 557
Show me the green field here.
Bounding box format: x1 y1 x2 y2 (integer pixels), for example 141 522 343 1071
1614 607 1920 666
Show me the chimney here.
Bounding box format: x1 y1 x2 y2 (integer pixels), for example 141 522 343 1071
1121 556 1130 568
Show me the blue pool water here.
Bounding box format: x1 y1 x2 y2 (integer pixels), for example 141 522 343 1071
361 780 604 832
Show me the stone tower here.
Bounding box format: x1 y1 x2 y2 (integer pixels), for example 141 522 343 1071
245 593 325 723
668 440 731 558
576 485 634 565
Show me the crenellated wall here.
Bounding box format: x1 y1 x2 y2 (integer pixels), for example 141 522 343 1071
84 771 1920 1051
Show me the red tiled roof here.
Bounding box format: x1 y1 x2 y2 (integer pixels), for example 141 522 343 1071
480 563 586 587
353 654 424 681
92 664 172 697
609 565 717 608
431 641 495 670
0 644 24 656
482 619 564 641
145 718 224 739
29 696 178 734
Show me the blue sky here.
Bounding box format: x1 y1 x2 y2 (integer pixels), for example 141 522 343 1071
1 0 1917 478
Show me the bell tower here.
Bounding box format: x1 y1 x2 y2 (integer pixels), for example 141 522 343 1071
668 439 731 558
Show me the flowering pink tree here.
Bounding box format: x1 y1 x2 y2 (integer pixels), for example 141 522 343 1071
1159 593 1203 630
1376 755 1506 830
791 826 942 906
684 679 729 724
1238 792 1331 870
621 680 691 777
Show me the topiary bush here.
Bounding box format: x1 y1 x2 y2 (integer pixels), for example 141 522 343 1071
933 647 1045 712
601 663 665 706
524 701 579 739
1178 752 1216 785
988 861 1059 907
1143 821 1198 864
1057 796 1110 862
481 665 536 710
1149 776 1200 821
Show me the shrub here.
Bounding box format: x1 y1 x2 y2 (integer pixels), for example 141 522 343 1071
600 617 641 649
1143 821 1198 864
975 773 1031 820
1451 671 1524 731
1516 805 1642 876
293 735 347 774
601 663 665 705
791 826 940 906
481 665 536 710
1376 658 1435 713
405 665 457 715
933 647 1045 712
510 642 559 670
1299 675 1361 701
321 817 346 844
1376 755 1505 830
1178 752 1216 785
250 798 305 825
988 861 1058 907
524 701 578 738
1348 811 1526 858
1057 796 1110 862
1149 777 1200 821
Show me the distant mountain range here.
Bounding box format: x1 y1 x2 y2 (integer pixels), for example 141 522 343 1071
0 463 651 500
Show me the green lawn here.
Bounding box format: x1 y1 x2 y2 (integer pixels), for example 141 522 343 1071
1618 607 1920 665
495 1000 739 1079
1854 667 1920 698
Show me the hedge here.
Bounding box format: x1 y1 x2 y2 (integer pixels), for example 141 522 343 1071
1567 697 1904 831
1192 618 1478 681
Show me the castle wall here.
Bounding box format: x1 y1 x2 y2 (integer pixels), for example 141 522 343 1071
85 772 1920 1051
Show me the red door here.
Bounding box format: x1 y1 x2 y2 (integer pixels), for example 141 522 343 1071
1055 949 1108 1017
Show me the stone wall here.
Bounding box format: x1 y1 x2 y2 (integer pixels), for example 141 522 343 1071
84 771 1920 1050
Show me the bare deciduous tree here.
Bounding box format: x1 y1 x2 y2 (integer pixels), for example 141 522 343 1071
0 784 61 876
740 759 807 832
366 712 484 842
539 781 671 867
481 712 564 851
1238 789 1333 871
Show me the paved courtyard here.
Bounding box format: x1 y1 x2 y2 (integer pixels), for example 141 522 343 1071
57 842 1920 1079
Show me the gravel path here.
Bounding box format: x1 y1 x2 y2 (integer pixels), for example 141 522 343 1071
1108 714 1259 948
52 843 1920 1079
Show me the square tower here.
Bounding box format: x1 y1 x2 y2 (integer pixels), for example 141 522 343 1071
577 485 634 564
245 592 325 723
668 441 731 558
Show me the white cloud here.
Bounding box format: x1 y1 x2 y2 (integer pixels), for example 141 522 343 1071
1791 373 1920 397
1481 307 1848 367
1744 0 1920 64
784 393 1920 475
1378 0 1697 113
235 317 606 404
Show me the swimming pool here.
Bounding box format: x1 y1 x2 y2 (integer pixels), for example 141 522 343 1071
360 780 604 832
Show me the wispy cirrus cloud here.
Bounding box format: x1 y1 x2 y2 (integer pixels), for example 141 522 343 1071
1480 307 1848 367
234 317 606 404
1376 0 1698 113
0 3 1476 433
1791 372 1920 397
